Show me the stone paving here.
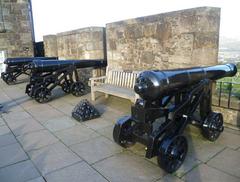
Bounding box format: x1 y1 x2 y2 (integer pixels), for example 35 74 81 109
0 80 240 182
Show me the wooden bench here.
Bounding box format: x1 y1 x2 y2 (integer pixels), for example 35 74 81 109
90 68 140 102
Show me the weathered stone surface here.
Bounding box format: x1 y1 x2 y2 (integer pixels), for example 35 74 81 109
43 35 58 57
93 151 164 182
0 1 34 57
182 163 239 182
70 136 122 164
54 124 99 146
17 130 59 151
6 117 44 136
45 162 107 182
44 27 106 86
207 148 240 178
0 133 17 148
42 116 76 132
28 142 81 175
106 7 220 71
0 143 28 168
0 160 40 182
213 106 240 127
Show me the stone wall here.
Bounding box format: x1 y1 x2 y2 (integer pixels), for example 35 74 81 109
56 27 105 60
43 35 58 57
0 0 34 57
43 27 106 87
106 7 220 70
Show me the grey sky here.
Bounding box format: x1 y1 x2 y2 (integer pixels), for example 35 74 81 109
31 0 240 41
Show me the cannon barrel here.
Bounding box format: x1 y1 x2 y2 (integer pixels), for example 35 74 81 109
4 57 58 66
134 64 238 101
30 59 107 73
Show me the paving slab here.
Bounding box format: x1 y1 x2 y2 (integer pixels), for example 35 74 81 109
50 102 75 117
0 160 40 182
26 177 45 182
93 151 165 182
2 110 32 121
215 131 240 150
29 142 81 175
182 163 239 182
0 133 17 148
45 161 107 182
71 136 123 164
27 105 64 123
187 135 225 162
156 174 184 182
83 117 113 130
0 125 11 136
97 125 114 141
17 130 59 151
54 124 99 146
20 99 44 110
6 117 44 136
207 148 240 178
43 116 76 132
128 142 201 177
0 118 5 126
0 143 28 168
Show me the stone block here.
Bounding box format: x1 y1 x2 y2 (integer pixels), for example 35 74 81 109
2 110 32 122
70 136 122 164
182 163 239 182
0 126 11 136
207 148 240 178
0 143 28 168
54 124 99 146
43 116 76 132
6 117 44 136
93 151 164 182
0 133 17 148
17 130 59 151
26 177 45 182
45 162 107 182
0 160 40 182
106 7 220 71
29 142 81 175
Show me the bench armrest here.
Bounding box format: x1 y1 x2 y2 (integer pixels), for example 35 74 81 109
89 76 106 81
89 76 107 87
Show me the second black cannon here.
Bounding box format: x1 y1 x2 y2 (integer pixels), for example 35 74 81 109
26 59 107 103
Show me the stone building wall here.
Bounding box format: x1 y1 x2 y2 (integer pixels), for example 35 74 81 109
43 35 58 57
43 27 106 87
0 0 34 57
56 27 105 60
106 7 220 71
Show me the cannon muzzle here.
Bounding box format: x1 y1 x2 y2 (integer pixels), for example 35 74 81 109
30 59 107 73
135 64 237 100
4 57 58 66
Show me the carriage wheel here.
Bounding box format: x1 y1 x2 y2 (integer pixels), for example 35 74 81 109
202 112 224 142
34 87 51 103
2 73 15 84
71 82 85 96
61 81 71 93
113 116 136 148
158 135 188 173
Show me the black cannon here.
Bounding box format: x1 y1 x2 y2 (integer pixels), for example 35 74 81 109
26 59 107 103
113 64 237 173
1 57 57 84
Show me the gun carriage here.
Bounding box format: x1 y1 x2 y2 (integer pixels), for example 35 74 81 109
113 64 237 173
26 59 107 103
1 57 57 84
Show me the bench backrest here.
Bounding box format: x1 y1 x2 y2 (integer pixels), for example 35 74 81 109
105 69 140 89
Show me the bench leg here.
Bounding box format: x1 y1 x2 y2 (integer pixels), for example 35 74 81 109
91 90 96 101
105 94 109 99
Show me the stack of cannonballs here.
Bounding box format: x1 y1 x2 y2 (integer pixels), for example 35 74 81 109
72 99 100 122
